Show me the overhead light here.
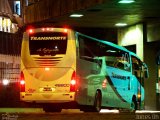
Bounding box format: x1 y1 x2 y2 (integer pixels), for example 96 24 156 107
115 23 128 27
118 0 135 4
69 14 83 18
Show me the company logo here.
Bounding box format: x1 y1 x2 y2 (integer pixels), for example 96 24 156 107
112 72 127 80
1 113 18 120
30 36 67 40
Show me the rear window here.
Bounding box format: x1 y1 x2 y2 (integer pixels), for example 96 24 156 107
29 32 67 56
105 50 130 71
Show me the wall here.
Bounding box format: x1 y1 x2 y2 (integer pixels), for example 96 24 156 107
118 24 144 60
147 23 160 42
23 0 105 24
143 43 156 110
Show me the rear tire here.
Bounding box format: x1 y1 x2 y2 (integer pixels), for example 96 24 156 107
80 91 102 112
131 96 137 110
93 90 102 112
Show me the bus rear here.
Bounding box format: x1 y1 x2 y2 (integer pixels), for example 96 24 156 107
20 27 77 110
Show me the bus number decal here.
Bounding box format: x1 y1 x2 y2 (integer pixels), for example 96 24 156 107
28 88 36 93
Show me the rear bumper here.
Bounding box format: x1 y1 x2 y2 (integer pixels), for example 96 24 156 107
20 92 75 103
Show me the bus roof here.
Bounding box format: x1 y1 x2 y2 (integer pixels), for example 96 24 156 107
76 32 141 60
129 52 141 60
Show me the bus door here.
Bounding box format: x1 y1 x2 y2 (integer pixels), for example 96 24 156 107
131 56 143 101
131 55 149 109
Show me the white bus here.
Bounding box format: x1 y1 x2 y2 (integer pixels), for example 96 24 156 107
20 27 149 112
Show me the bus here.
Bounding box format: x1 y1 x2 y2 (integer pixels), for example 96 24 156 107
20 27 149 112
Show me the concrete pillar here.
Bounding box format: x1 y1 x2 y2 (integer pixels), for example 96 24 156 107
144 43 157 110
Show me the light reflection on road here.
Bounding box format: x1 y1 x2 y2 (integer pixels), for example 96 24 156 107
136 110 160 113
100 109 160 113
100 109 119 113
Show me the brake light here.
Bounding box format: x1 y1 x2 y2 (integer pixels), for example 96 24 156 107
46 28 50 31
71 79 76 85
42 28 45 31
28 29 34 34
20 72 25 92
70 71 76 92
2 79 10 86
20 80 25 85
45 67 50 71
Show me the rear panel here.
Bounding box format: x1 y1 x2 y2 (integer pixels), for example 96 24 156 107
20 28 76 103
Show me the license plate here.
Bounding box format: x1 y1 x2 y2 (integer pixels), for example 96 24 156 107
43 87 52 92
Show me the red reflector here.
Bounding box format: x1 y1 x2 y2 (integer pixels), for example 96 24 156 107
102 79 107 89
20 72 24 80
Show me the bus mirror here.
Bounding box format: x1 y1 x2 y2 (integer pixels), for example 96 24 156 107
144 71 149 78
142 62 149 79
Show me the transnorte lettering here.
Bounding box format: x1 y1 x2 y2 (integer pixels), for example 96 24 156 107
30 36 67 40
112 72 126 80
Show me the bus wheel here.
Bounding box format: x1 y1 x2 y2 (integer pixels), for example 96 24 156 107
93 90 102 112
131 96 137 110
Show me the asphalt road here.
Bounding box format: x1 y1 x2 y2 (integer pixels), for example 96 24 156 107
0 108 160 120
0 112 135 120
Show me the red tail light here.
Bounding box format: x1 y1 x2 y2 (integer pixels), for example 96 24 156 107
28 29 34 34
20 72 25 92
70 71 76 92
64 28 68 33
102 79 107 89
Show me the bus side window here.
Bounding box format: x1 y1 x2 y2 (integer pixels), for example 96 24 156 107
116 61 124 70
78 35 94 58
132 63 139 70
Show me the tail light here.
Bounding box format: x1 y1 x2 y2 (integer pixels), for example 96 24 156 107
28 29 34 34
70 71 76 92
20 72 25 92
102 79 107 89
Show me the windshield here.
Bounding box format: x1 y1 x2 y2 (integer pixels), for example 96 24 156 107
29 32 67 56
